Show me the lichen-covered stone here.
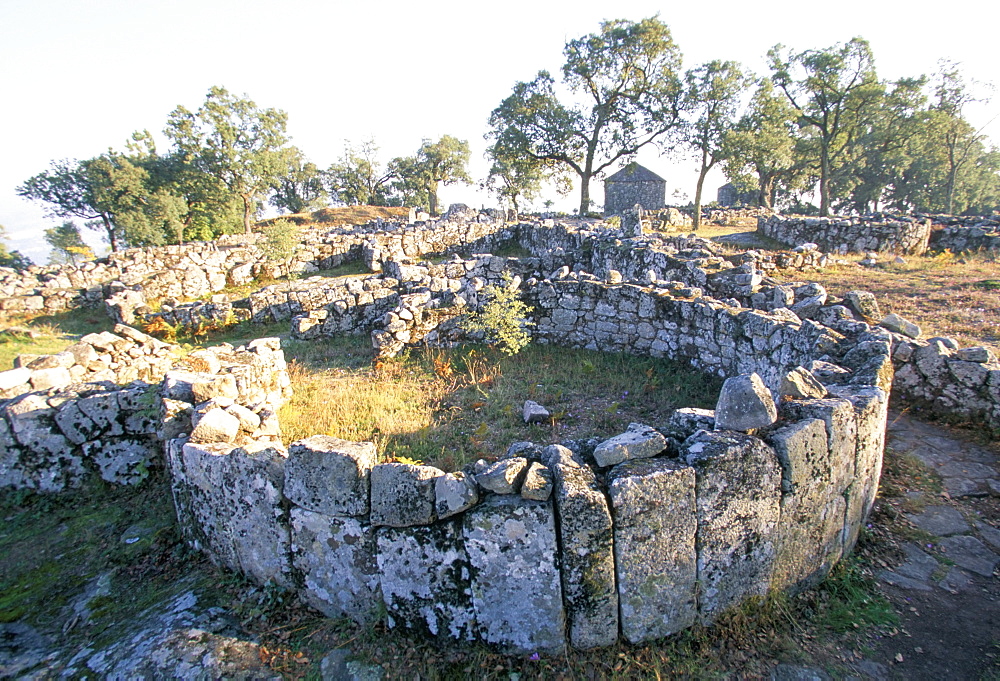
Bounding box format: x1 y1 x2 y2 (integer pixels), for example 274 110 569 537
766 417 846 591
544 444 618 649
463 495 566 654
592 422 666 468
189 407 240 443
520 462 553 501
780 367 827 400
370 463 443 527
83 438 157 486
376 520 476 640
475 457 528 494
881 312 921 339
682 430 781 621
171 441 291 587
290 508 382 624
284 435 376 516
608 458 697 643
714 373 777 432
829 385 888 551
435 471 479 519
664 408 715 442
843 290 881 323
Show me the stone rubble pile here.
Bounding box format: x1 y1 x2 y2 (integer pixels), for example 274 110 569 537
0 324 174 400
0 330 290 494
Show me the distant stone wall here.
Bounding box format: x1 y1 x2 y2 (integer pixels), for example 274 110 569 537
758 215 932 255
928 222 1000 253
890 335 1000 437
0 208 514 319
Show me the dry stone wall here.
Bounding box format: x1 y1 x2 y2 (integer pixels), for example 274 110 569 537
0 327 290 494
0 207 514 319
158 333 888 653
758 214 932 255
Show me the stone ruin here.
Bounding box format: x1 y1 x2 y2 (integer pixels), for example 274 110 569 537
1 206 999 652
759 212 1000 256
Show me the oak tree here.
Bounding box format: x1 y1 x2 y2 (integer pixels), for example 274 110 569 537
488 17 683 215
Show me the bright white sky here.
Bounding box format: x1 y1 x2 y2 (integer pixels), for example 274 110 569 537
2 0 997 263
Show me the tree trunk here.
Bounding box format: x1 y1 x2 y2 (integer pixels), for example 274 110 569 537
578 172 591 215
428 181 439 216
819 144 831 217
692 149 712 231
102 215 119 252
242 193 254 234
759 174 776 210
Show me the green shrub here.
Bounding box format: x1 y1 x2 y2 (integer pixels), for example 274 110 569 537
259 219 301 261
460 272 535 356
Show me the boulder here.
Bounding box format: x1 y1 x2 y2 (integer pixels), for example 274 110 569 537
714 373 778 431
284 436 377 517
370 463 443 527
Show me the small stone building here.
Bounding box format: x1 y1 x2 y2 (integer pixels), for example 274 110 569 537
604 163 666 216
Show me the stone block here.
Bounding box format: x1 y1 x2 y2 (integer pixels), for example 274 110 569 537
376 520 476 640
682 430 781 621
843 290 881 323
475 457 528 494
520 462 553 501
714 373 777 431
522 400 550 424
829 385 888 551
370 463 443 527
290 508 382 624
782 397 858 495
546 444 618 649
189 407 240 443
608 458 697 643
83 438 157 486
284 435 376 517
175 441 291 587
881 313 920 339
592 422 667 468
463 495 566 654
779 367 827 400
435 471 479 519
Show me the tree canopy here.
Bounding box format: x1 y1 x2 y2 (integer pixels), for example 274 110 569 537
165 86 292 234
487 16 684 215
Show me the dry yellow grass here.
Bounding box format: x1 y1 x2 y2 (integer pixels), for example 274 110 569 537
773 250 1000 352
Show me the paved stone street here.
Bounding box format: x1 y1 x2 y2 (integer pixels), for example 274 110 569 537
879 411 1000 593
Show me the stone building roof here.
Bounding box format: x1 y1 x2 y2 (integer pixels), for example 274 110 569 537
606 162 665 184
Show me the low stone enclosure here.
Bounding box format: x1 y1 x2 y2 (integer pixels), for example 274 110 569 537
2 207 1000 653
759 213 1000 256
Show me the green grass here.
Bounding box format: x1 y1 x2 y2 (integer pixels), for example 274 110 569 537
0 476 188 637
277 339 724 471
0 307 114 370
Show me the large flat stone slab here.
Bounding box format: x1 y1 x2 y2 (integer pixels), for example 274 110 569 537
376 520 476 641
683 430 781 621
608 458 697 643
907 506 971 537
290 508 382 624
463 495 566 654
173 441 292 587
544 445 618 650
